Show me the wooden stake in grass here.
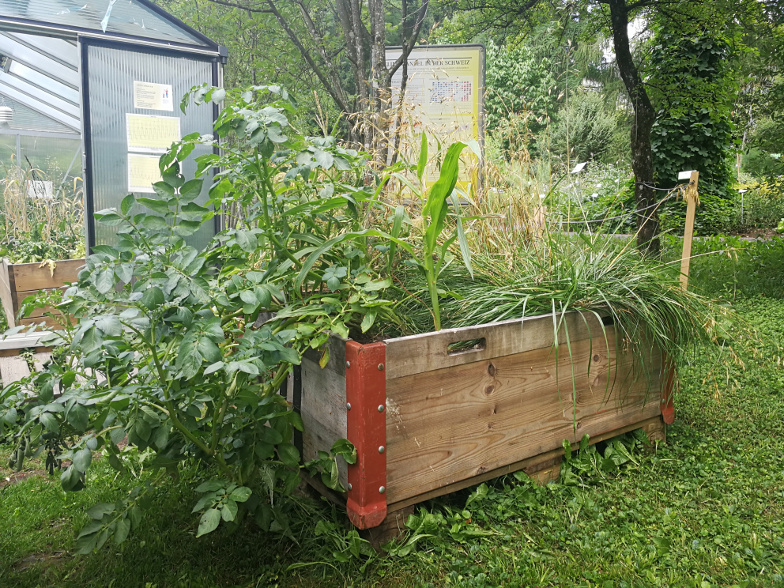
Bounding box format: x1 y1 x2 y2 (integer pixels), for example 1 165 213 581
679 170 700 291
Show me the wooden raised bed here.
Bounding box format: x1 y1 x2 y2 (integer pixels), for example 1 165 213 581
294 311 675 530
0 258 84 328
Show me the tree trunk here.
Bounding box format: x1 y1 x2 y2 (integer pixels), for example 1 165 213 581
606 0 659 255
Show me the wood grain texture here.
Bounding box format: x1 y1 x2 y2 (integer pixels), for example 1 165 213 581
0 355 30 387
384 416 662 513
299 354 349 487
9 259 84 292
383 327 662 504
0 259 14 327
383 310 605 379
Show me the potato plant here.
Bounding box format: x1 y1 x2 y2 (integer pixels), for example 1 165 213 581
0 85 418 550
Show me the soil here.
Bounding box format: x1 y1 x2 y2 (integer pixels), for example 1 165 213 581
732 227 780 240
0 469 46 489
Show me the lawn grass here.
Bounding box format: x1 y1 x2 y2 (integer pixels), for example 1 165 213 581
2 287 784 586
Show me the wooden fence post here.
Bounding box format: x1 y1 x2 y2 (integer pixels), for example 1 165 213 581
679 171 700 290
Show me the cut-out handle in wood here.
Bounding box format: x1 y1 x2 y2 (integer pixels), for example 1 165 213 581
447 337 486 356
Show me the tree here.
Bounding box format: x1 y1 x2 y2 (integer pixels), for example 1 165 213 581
166 0 431 158
440 0 765 251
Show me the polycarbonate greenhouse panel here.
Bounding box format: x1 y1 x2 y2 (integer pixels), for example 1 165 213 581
0 33 79 84
85 43 215 249
0 95 77 134
0 0 211 47
8 61 79 105
0 31 80 132
19 135 82 186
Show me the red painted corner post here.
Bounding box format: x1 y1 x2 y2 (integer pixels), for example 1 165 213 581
661 355 676 425
345 340 387 529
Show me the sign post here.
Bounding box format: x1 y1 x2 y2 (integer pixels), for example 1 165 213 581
678 170 700 290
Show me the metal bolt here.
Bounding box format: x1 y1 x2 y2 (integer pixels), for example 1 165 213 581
347 483 353 490
378 404 385 413
378 363 384 371
346 402 352 410
379 486 386 494
378 446 385 454
346 361 351 368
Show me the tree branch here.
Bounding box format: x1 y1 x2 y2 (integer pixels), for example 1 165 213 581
264 0 350 113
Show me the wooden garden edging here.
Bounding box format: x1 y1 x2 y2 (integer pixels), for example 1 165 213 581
0 258 84 328
294 310 671 531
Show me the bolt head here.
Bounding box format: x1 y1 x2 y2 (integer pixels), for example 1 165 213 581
346 361 351 368
378 404 385 413
379 486 385 494
378 363 384 371
346 402 351 410
378 446 385 454
347 483 353 491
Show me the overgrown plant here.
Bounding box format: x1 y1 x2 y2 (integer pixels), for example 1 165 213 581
0 85 416 549
0 164 85 262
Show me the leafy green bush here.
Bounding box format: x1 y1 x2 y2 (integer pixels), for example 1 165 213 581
548 89 619 165
731 177 784 232
0 85 400 549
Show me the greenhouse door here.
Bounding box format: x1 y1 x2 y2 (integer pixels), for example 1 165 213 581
81 40 218 250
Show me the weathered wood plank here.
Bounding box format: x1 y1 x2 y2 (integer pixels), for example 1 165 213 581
384 416 663 513
299 355 349 487
10 259 84 292
383 310 607 380
0 259 14 327
0 355 30 387
383 328 662 504
32 352 51 373
0 331 51 351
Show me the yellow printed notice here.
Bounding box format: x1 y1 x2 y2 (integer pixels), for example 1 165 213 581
126 113 180 154
128 154 162 194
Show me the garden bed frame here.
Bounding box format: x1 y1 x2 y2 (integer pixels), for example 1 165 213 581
294 310 675 531
0 258 84 328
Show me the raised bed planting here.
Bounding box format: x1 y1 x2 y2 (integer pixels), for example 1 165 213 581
295 310 673 530
0 258 84 328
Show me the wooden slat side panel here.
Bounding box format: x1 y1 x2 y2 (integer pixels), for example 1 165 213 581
299 355 348 487
10 258 84 292
383 311 605 379
302 335 347 378
383 329 662 504
0 355 31 387
0 260 15 328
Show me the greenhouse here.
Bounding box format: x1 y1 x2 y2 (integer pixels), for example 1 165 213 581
0 0 226 248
